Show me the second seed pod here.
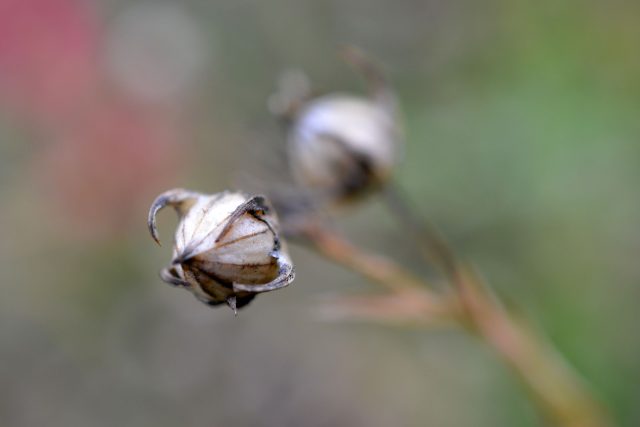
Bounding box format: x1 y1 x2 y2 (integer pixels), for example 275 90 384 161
285 48 403 204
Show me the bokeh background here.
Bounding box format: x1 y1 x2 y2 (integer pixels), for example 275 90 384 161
1 0 639 426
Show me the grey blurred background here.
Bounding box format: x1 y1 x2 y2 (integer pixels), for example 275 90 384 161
1 0 639 426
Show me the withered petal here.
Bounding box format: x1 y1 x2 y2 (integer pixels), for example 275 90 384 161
148 188 200 245
232 257 295 293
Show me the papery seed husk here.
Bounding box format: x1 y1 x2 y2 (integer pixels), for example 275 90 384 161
288 95 400 200
149 189 295 310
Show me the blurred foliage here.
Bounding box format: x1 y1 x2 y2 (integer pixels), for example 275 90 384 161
1 0 639 426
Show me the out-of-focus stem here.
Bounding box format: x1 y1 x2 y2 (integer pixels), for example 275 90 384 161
301 224 613 427
302 223 456 322
382 185 458 277
302 223 428 292
453 267 612 427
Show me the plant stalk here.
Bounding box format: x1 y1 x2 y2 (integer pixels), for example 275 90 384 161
301 224 613 427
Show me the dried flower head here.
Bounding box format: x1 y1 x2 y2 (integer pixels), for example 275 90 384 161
285 47 403 204
148 188 295 312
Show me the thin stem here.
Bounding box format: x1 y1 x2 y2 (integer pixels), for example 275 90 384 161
454 267 612 427
300 223 460 325
301 223 613 427
382 184 457 277
301 223 434 292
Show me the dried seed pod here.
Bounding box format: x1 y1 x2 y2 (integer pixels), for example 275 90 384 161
148 188 295 312
286 47 402 204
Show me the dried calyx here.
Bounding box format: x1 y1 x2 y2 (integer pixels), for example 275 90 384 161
284 47 403 205
148 188 295 313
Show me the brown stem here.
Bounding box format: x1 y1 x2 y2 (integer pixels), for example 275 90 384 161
382 184 458 277
301 223 429 292
453 267 612 427
302 223 458 323
301 224 613 427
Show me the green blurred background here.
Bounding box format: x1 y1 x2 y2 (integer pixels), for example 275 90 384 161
1 1 639 426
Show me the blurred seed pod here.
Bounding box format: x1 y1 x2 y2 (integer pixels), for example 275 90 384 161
284 47 403 205
148 189 295 312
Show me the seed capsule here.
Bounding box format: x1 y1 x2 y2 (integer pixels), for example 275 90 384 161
148 188 295 312
285 47 402 203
